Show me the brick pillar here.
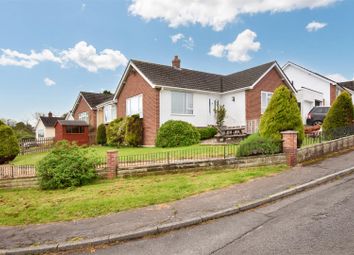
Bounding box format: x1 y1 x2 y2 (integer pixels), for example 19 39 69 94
106 150 118 179
281 131 298 167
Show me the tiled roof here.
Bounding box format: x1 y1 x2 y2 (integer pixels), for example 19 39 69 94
339 81 354 91
56 120 89 126
40 116 65 127
80 92 114 108
131 60 276 93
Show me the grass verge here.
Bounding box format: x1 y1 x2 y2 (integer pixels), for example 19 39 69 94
0 165 286 226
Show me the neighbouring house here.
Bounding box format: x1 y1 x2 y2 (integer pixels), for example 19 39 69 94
35 112 64 139
283 62 345 123
338 81 354 104
54 120 89 145
112 56 295 146
71 91 113 143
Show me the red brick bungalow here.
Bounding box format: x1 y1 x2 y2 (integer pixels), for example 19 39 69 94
71 92 113 143
112 56 296 146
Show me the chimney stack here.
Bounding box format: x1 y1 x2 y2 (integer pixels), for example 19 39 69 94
172 55 181 69
48 112 53 118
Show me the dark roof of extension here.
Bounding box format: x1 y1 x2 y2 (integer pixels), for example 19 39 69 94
80 92 114 108
56 120 89 126
40 116 65 127
131 59 276 93
339 81 354 91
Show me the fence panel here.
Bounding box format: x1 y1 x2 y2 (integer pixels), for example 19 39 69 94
118 145 238 168
0 165 36 179
20 137 55 155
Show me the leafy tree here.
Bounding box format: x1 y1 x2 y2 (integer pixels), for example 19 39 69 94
214 105 226 128
259 85 304 146
37 141 98 190
96 124 107 145
323 91 354 132
0 124 20 164
156 120 200 147
124 114 143 146
102 90 112 95
106 118 125 146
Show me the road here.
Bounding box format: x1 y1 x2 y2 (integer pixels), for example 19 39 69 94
74 174 354 255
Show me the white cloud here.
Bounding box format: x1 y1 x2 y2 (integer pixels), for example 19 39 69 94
0 41 128 72
170 33 195 50
326 73 348 82
208 29 261 62
306 21 327 32
182 37 194 50
60 41 128 72
129 0 338 31
171 33 185 43
44 77 56 86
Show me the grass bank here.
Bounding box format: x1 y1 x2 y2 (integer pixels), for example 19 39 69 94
0 165 286 225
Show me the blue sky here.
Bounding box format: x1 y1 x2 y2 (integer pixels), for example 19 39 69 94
1 0 353 123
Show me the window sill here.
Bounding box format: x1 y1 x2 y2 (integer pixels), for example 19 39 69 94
171 113 195 116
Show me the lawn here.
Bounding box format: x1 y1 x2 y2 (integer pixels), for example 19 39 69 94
0 165 286 225
12 144 238 165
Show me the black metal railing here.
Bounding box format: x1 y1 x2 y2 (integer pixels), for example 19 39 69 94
118 145 238 168
302 125 354 147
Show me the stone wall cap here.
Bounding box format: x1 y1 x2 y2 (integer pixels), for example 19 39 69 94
107 150 118 153
281 130 298 134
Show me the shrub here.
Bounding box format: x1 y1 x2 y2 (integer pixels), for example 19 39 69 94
37 141 98 190
156 120 200 147
106 118 125 146
214 105 226 128
0 124 20 164
323 91 354 132
124 114 143 146
236 133 282 157
96 124 107 145
198 126 218 140
259 85 304 147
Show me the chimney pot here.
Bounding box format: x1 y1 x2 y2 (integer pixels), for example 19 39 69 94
172 56 181 69
48 112 53 118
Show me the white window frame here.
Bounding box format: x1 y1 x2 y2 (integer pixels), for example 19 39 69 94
78 112 89 123
261 91 273 114
37 129 44 138
104 104 117 123
171 91 194 115
126 94 143 117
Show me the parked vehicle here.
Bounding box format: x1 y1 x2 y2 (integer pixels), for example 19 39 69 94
306 107 330 126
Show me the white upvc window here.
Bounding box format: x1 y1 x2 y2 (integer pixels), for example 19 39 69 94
126 94 143 117
261 91 273 114
78 112 89 123
37 129 44 138
104 104 117 123
171 91 193 115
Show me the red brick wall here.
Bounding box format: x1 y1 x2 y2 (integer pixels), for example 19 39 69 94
330 84 336 105
55 124 89 146
73 96 97 139
245 68 285 133
117 69 160 146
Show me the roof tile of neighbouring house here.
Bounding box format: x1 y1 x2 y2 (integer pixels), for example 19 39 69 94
80 92 114 108
339 81 354 91
40 116 65 127
131 59 276 92
56 120 89 126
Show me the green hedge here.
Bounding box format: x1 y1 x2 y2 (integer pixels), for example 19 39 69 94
323 91 354 132
156 120 200 147
0 124 20 164
37 141 98 190
259 85 304 147
106 115 143 147
198 126 218 140
96 124 107 145
236 133 282 157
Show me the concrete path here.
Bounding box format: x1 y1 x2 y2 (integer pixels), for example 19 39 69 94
1 150 354 250
83 170 354 255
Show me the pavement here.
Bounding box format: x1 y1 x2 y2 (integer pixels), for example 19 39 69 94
1 150 354 252
80 169 354 255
